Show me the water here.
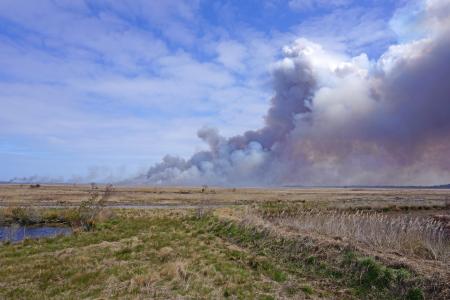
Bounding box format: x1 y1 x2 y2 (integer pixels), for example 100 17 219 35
0 225 72 243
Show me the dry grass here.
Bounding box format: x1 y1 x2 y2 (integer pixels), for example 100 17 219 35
273 210 449 262
1 184 449 298
0 184 115 232
0 210 317 299
1 184 449 210
1 206 449 299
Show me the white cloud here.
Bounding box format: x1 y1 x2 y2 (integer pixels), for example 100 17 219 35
215 40 248 72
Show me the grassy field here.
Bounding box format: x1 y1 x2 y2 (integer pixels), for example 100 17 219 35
1 184 449 209
0 184 449 299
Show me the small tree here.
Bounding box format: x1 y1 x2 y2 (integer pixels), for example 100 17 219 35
78 183 113 230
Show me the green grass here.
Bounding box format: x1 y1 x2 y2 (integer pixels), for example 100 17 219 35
300 284 314 295
0 210 429 299
201 215 425 299
0 210 308 299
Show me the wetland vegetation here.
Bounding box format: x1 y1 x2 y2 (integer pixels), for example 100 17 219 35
0 184 448 299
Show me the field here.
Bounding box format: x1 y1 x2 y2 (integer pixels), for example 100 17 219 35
0 184 449 299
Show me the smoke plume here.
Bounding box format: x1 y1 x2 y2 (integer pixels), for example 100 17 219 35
143 0 450 186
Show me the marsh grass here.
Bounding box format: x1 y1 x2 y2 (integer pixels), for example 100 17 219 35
0 206 78 226
203 214 432 299
2 184 449 210
0 184 115 232
1 183 448 300
271 210 449 262
2 208 446 299
0 210 298 299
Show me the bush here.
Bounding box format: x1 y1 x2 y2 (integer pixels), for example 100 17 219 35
77 183 114 230
406 287 424 300
357 258 393 288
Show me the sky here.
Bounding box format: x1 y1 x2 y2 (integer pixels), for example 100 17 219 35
1 0 449 185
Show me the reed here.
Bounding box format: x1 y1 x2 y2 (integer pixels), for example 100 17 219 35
272 210 449 262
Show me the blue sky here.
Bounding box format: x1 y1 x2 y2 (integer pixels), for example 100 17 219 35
0 0 407 182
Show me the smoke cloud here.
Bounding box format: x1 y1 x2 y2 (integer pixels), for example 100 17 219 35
143 0 450 186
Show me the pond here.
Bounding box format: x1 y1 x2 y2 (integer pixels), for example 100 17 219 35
0 224 72 243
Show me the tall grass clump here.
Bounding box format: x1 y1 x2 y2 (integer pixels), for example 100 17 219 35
0 206 43 225
275 210 449 262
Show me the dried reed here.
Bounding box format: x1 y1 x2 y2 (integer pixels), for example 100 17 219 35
274 210 449 262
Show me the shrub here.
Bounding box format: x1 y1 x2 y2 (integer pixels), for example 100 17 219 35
406 287 424 300
76 183 114 230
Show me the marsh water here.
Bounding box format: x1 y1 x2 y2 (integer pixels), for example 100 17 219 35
0 225 72 243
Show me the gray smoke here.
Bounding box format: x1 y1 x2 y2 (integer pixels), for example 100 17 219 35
9 166 132 184
144 0 450 186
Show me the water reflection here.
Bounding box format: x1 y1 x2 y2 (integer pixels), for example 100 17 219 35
0 225 72 243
